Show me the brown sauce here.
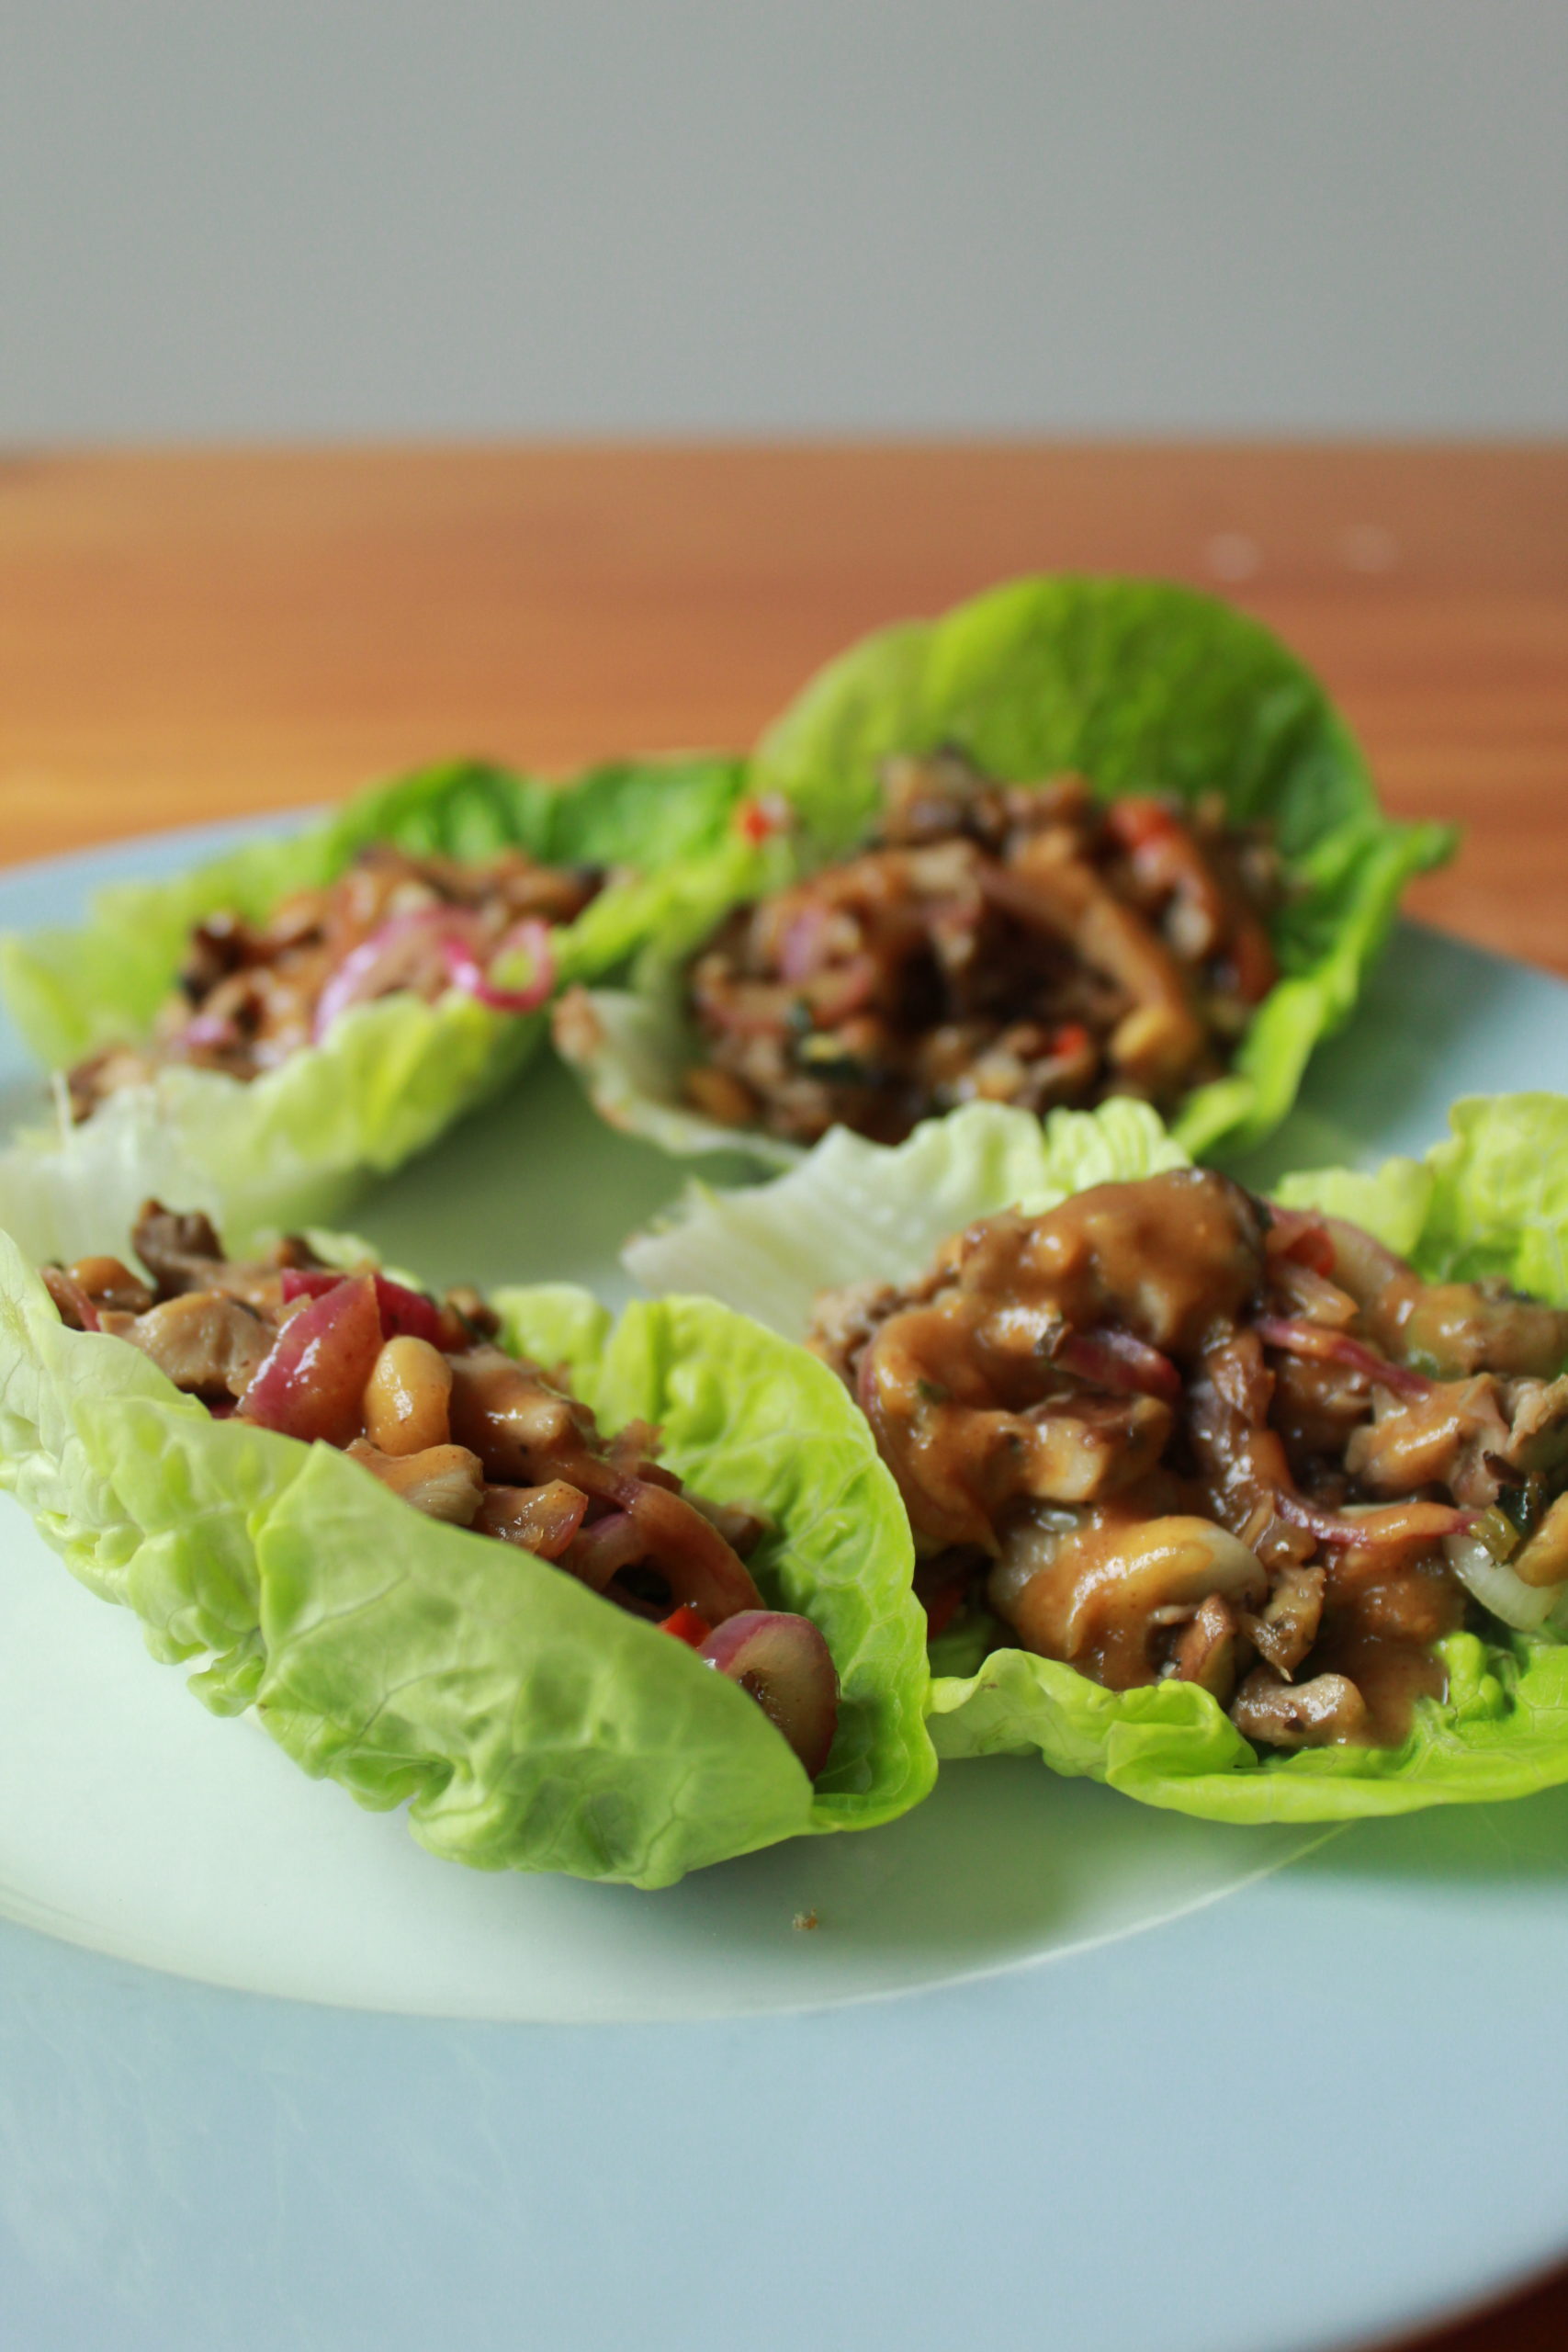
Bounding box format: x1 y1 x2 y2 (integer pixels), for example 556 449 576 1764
810 1168 1568 1754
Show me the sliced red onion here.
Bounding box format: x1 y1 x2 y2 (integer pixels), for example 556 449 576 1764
41 1266 100 1331
281 1266 446 1346
1275 1488 1475 1552
562 1456 765 1623
310 906 458 1043
1262 1204 1337 1276
179 1011 243 1051
561 1510 647 1590
700 1609 840 1779
1254 1314 1431 1399
778 905 830 983
1057 1326 1183 1403
441 919 555 1014
240 1272 384 1445
1321 1216 1408 1304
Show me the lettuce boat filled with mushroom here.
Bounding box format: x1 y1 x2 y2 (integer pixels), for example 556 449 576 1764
626 1093 1568 1820
0 752 747 1260
0 1203 932 1885
556 575 1452 1171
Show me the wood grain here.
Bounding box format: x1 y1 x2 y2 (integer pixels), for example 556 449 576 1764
2 444 1565 973
2 444 1566 2352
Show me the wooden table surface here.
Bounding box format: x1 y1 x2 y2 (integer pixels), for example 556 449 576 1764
3 444 1566 978
2 442 1567 2352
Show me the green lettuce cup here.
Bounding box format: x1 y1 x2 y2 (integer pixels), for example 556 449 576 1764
0 752 746 1259
557 575 1453 1172
0 1225 933 1887
626 1092 1568 1822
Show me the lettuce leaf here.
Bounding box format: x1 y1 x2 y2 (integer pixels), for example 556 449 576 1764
627 1091 1568 1820
0 1225 931 1885
624 1097 1188 1335
0 755 746 1257
558 577 1453 1170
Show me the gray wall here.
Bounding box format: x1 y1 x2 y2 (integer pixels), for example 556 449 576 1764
3 0 1565 441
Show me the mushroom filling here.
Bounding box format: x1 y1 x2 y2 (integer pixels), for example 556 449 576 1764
67 842 604 1117
42 1203 839 1777
807 1169 1568 1749
682 753 1281 1148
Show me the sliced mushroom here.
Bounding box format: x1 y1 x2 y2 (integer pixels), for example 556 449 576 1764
66 1255 153 1315
1014 1394 1174 1504
447 1347 588 1480
1498 1376 1568 1479
131 1202 226 1295
998 1511 1268 1690
1231 1668 1371 1748
345 1439 485 1525
1344 1376 1508 1506
1171 1593 1243 1703
1241 1560 1325 1678
125 1292 271 1397
474 1479 589 1558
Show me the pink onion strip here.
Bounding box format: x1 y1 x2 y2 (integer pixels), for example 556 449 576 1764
699 1610 840 1779
281 1267 446 1345
310 906 458 1043
1275 1489 1476 1551
1057 1326 1183 1404
441 920 554 1014
42 1267 100 1332
1254 1313 1432 1399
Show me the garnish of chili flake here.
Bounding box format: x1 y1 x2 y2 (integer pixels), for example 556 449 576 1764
734 796 792 845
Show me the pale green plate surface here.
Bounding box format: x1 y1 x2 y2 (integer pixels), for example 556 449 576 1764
3 818 1567 2352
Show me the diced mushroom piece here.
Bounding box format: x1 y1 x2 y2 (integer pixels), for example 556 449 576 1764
682 1065 761 1127
1267 1352 1372 1460
1344 1377 1508 1506
1384 1276 1568 1383
345 1440 485 1525
1001 1170 1266 1362
1498 1376 1568 1479
1000 1512 1268 1689
877 749 1002 844
125 1292 271 1396
1016 1393 1174 1504
1231 1668 1371 1748
130 1202 226 1294
1171 1593 1242 1702
1242 1560 1325 1677
1005 836 1210 1089
66 1255 154 1315
1511 1494 1568 1589
68 1045 162 1120
473 1478 589 1558
807 1278 902 1390
447 1346 588 1480
130 1198 317 1308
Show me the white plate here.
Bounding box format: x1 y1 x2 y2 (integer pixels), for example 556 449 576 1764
2 820 1566 2352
